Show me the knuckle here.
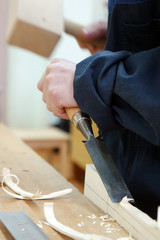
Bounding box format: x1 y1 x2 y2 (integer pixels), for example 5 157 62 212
45 75 54 85
48 86 57 97
51 58 62 64
46 64 54 75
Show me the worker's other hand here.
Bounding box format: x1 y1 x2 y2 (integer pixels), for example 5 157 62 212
37 58 78 119
78 20 107 54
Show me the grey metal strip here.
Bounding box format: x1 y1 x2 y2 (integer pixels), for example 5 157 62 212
0 211 49 240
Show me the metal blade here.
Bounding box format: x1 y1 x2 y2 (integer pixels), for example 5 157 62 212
85 135 133 203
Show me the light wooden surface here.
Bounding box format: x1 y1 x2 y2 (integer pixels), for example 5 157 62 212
0 123 128 239
85 164 160 240
10 127 72 179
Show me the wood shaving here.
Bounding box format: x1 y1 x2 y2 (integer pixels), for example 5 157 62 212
120 196 134 205
2 167 72 200
87 214 97 219
120 195 159 228
37 221 43 229
100 215 115 222
117 236 133 240
77 222 85 227
92 221 97 225
100 222 105 226
44 203 112 240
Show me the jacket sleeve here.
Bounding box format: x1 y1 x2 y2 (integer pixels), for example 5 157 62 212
74 47 160 145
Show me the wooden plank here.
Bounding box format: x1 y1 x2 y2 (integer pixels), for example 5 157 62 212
0 124 129 239
84 164 160 240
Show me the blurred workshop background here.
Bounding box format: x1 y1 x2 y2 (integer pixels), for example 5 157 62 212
0 0 107 191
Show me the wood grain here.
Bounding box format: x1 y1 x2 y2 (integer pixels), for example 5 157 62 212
0 124 128 239
85 164 160 240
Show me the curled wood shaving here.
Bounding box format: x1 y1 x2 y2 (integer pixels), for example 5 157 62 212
2 168 72 200
120 196 134 205
120 196 160 229
44 203 111 240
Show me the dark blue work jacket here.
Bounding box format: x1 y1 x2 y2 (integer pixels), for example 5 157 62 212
74 0 160 219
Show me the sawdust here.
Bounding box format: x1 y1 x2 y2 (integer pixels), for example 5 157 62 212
36 221 43 229
87 214 97 219
117 235 133 240
77 222 85 227
100 215 115 222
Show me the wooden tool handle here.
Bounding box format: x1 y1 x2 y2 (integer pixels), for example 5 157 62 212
64 18 106 49
65 107 81 122
65 107 92 139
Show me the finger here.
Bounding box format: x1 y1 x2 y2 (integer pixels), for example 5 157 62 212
81 26 101 40
50 105 69 120
90 46 103 55
37 72 46 91
81 20 107 40
77 40 89 49
41 79 49 103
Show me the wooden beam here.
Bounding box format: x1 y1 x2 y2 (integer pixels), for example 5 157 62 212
84 164 160 240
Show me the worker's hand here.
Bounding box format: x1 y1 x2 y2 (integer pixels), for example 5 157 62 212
78 20 107 54
37 58 78 119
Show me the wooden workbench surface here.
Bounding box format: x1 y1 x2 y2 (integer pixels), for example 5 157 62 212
0 124 129 240
10 127 69 141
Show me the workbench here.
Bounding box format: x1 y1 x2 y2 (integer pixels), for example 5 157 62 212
0 123 129 239
10 127 72 179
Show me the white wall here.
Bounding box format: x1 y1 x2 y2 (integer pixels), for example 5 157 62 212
6 0 107 128
0 0 8 123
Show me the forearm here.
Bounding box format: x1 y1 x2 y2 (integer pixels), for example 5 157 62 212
74 47 160 145
113 47 160 145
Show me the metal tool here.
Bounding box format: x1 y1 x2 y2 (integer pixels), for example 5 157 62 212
66 108 133 203
0 211 49 240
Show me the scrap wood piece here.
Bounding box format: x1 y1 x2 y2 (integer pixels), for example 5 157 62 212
44 202 111 240
84 164 160 240
2 167 72 200
120 196 158 228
